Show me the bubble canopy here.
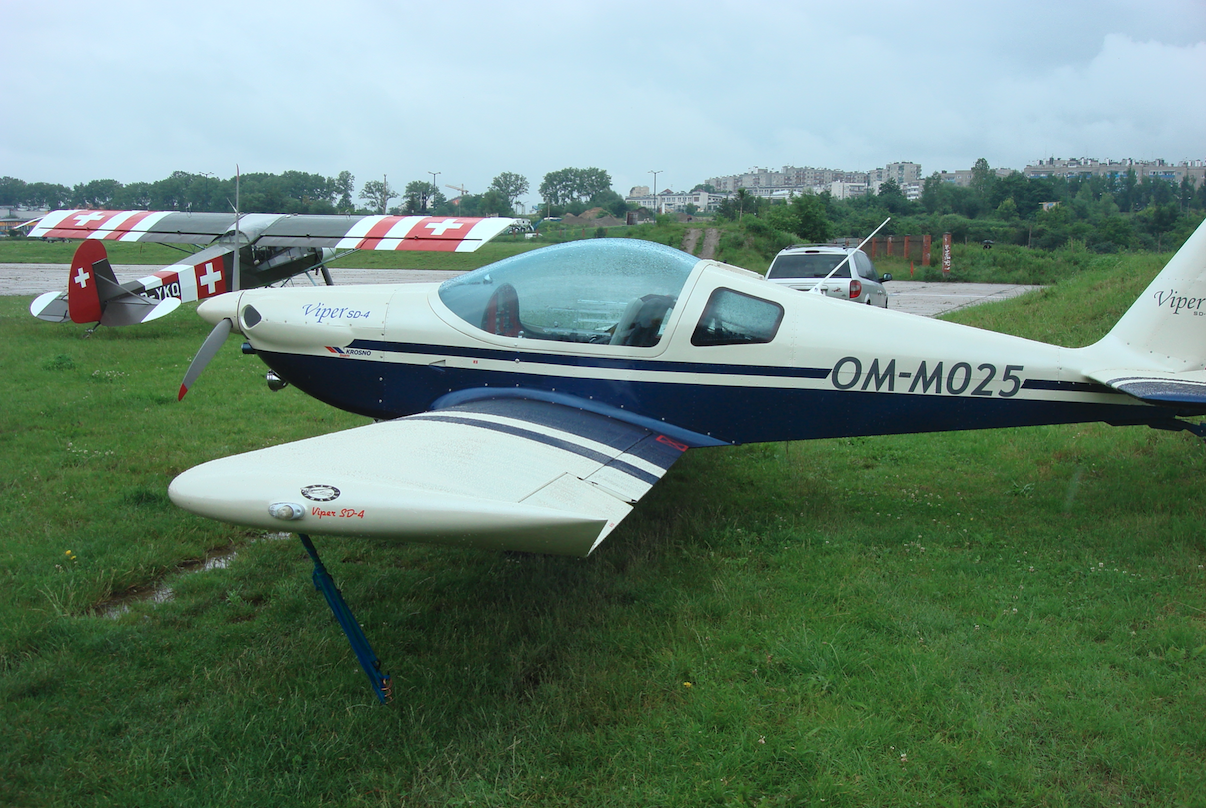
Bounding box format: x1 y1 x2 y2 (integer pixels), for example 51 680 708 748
437 239 701 346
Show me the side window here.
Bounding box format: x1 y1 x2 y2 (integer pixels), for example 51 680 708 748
855 252 878 280
692 288 784 346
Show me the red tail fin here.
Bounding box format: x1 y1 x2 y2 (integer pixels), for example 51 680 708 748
67 241 106 323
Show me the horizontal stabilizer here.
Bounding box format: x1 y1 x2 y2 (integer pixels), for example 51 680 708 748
99 295 181 327
1084 368 1206 407
30 291 71 323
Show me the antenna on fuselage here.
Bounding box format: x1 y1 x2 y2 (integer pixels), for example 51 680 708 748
813 216 891 292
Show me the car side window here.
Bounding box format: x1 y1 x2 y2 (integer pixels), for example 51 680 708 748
692 288 784 346
855 252 878 280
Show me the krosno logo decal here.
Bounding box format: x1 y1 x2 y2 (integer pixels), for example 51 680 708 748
301 485 341 502
1153 289 1206 316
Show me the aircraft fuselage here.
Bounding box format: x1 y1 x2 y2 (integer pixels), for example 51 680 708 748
201 248 1188 448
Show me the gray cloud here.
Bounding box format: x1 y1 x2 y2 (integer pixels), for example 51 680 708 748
4 0 1202 207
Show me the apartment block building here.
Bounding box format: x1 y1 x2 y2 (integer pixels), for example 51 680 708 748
935 167 1014 187
705 165 872 194
1024 157 1205 187
703 162 922 199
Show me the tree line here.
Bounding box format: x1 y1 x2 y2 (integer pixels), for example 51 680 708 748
0 166 624 220
8 158 1202 254
712 159 1206 254
0 171 355 216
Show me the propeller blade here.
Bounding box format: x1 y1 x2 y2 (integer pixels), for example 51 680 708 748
179 317 233 401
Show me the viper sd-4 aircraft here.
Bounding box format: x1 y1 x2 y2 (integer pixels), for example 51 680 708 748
169 221 1206 702
27 209 518 328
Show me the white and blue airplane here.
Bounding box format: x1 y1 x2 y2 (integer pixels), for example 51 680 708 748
169 219 1206 701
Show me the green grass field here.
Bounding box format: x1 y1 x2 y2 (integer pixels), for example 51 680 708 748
1 251 1204 806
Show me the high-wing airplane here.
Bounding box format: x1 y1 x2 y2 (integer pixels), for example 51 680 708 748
26 209 518 328
168 220 1206 701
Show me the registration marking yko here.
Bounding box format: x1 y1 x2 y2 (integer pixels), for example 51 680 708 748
830 357 1024 397
144 281 183 301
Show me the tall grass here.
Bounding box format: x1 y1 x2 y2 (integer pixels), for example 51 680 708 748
1 251 1204 806
882 240 1135 286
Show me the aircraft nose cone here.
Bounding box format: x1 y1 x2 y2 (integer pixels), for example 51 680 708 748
197 292 241 328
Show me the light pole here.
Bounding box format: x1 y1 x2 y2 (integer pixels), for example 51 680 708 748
649 169 662 213
427 171 440 212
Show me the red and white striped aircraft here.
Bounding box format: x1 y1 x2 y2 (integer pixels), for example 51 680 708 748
27 209 520 328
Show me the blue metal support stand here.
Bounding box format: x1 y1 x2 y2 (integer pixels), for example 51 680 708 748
297 533 392 704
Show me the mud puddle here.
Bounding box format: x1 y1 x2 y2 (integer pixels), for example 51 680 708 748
96 533 292 618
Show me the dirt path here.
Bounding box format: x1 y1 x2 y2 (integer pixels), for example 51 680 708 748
680 228 701 255
698 228 720 260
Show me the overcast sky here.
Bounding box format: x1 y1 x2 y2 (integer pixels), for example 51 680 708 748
4 0 1203 209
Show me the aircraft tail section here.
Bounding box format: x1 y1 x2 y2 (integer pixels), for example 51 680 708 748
1080 218 1206 407
67 240 109 323
31 240 180 327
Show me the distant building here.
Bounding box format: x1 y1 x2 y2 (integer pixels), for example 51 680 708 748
1024 157 1205 187
936 169 973 186
0 207 43 235
869 162 922 185
628 156 1203 216
702 162 922 199
707 165 873 193
935 167 1012 187
828 181 870 200
624 188 726 213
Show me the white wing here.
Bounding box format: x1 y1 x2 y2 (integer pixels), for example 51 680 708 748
28 210 519 253
169 398 690 557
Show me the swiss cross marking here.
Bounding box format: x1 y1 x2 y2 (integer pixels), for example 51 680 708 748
425 218 464 237
72 212 107 227
198 262 221 294
74 266 91 288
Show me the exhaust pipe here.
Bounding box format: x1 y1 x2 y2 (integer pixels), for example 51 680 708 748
266 370 289 391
